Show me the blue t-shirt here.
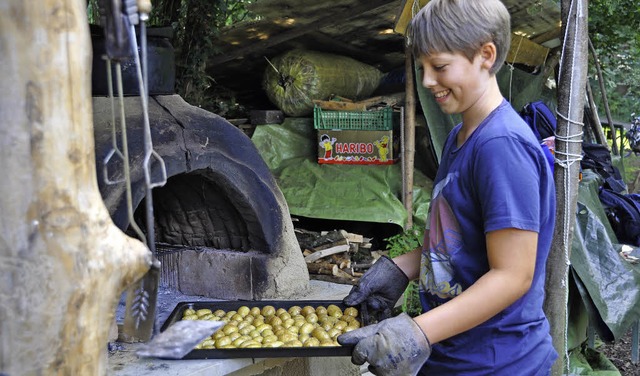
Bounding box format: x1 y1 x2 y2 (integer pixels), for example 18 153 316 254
418 100 557 375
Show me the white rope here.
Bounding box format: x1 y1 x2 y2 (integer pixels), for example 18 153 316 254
555 0 585 370
507 37 523 103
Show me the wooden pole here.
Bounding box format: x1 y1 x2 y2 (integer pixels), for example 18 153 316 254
403 41 416 229
585 82 608 146
544 1 589 375
588 38 618 154
0 1 151 374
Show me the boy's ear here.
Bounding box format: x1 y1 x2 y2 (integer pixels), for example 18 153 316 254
479 42 497 69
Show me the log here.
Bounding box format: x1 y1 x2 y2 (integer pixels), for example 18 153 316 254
304 244 350 263
307 262 339 276
0 2 150 374
313 238 349 251
311 229 348 248
345 233 364 243
331 255 352 269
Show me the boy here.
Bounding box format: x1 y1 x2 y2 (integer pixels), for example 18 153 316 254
338 0 557 375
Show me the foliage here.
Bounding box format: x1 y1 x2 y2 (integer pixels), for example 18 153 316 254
86 0 256 116
588 0 640 120
386 225 424 317
154 0 256 114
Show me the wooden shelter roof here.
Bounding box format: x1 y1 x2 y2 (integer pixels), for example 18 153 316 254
207 0 562 108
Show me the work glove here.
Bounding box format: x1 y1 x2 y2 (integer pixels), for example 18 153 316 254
338 313 432 376
343 255 409 323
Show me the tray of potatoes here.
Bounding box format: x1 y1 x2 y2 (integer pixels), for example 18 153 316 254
160 300 363 358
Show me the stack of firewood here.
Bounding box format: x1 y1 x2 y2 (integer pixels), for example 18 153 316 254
295 228 385 285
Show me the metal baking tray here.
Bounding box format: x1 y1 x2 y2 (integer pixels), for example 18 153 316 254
160 300 359 359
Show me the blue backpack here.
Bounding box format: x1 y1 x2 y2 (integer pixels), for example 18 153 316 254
598 188 640 246
520 101 556 172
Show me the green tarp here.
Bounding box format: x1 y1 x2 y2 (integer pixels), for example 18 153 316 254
251 118 432 230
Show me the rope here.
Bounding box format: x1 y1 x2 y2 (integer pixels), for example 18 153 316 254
506 37 523 103
555 0 585 370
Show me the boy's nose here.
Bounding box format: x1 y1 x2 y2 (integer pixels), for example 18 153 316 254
421 67 437 88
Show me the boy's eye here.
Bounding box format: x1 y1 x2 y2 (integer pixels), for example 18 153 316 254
434 65 446 71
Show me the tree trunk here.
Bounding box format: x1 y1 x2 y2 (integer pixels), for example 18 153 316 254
544 1 589 375
0 1 151 374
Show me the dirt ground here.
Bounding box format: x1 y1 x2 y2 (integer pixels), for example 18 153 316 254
600 328 640 375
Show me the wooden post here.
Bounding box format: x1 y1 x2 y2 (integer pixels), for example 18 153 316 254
588 38 618 154
403 40 416 229
544 1 589 375
585 82 608 146
0 1 151 374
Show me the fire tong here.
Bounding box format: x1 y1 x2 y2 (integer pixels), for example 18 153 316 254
99 0 167 342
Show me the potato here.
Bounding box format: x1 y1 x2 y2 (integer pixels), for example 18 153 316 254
320 340 336 347
276 308 288 316
326 304 342 315
301 306 315 316
334 320 348 331
213 309 226 318
299 322 315 335
228 331 242 342
215 336 232 348
278 332 297 343
316 306 328 316
303 337 321 347
261 305 276 317
311 327 331 342
201 339 215 349
305 313 319 324
263 341 284 348
196 308 213 317
268 316 283 327
231 313 244 322
222 324 238 335
232 335 252 347
248 329 261 339
283 340 303 348
239 340 261 348
182 314 198 321
298 333 311 344
344 307 359 317
288 306 302 316
327 328 342 339
237 306 251 317
183 308 196 316
239 325 256 336
255 323 272 333
262 334 278 344
250 307 261 316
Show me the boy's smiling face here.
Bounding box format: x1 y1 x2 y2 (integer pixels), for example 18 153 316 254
418 49 492 117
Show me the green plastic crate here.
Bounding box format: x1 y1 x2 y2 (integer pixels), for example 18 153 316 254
313 106 394 131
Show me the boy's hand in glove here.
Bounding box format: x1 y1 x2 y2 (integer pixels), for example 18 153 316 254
343 256 409 323
338 313 431 376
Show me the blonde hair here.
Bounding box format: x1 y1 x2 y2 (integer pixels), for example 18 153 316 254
409 0 511 74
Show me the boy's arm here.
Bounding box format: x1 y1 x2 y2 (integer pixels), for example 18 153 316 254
413 228 537 344
392 247 422 280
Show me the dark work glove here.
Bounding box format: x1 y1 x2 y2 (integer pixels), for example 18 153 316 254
338 313 432 376
343 255 409 323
